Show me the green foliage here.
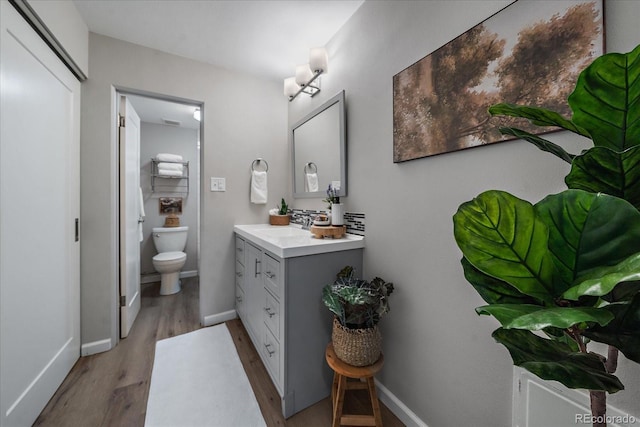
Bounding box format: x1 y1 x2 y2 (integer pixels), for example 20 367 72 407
278 198 288 215
455 44 640 396
322 266 394 329
454 190 640 392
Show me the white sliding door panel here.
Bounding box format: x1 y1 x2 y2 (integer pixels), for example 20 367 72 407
0 2 80 426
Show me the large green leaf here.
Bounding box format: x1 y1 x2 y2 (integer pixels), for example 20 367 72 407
453 191 555 304
569 44 640 150
322 285 344 322
497 127 575 163
602 281 640 303
535 190 640 296
505 307 614 331
461 257 539 305
562 253 640 301
584 294 640 363
476 304 541 326
489 103 589 137
565 145 640 210
492 328 624 393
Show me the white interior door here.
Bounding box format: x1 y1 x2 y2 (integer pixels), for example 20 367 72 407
0 2 80 426
119 95 142 338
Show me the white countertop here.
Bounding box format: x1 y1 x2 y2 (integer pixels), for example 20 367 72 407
233 224 364 258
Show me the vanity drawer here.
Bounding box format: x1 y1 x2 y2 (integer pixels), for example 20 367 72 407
263 288 280 340
235 237 245 266
261 327 280 384
235 261 245 290
263 253 281 297
235 285 245 319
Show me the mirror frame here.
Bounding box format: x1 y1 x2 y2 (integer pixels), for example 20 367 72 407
291 90 346 199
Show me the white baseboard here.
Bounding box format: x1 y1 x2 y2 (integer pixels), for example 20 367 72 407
81 338 112 356
141 270 198 284
202 309 238 327
375 379 429 427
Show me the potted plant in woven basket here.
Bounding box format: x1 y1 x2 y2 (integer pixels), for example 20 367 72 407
269 198 290 225
322 266 394 366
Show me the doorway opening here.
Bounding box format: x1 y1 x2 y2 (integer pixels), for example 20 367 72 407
116 89 202 339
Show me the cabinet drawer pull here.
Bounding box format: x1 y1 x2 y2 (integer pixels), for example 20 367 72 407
264 343 275 357
236 271 243 277
254 259 261 277
236 247 243 252
236 296 243 302
265 271 275 279
264 307 275 318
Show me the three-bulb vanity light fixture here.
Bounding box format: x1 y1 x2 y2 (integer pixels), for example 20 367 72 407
283 47 329 101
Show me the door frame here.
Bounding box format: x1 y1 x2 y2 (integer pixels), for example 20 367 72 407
111 87 203 343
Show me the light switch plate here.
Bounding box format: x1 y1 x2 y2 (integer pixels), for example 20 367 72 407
210 177 226 192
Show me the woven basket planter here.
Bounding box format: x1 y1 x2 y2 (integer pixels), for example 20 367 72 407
331 317 382 366
269 214 290 226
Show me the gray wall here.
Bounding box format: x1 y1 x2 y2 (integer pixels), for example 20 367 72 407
139 122 199 275
289 1 640 426
81 33 288 347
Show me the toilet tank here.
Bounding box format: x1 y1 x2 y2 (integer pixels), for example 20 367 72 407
152 226 188 253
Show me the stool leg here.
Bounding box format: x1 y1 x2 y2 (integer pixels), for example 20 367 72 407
331 371 338 405
332 374 347 427
367 376 383 427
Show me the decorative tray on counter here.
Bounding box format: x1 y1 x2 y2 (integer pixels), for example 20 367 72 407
310 225 347 239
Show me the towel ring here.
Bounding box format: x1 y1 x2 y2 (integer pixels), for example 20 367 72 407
251 158 268 172
304 162 317 174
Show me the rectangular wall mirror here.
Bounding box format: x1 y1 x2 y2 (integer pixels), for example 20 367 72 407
291 90 346 198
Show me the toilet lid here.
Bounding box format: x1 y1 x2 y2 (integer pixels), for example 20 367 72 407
153 251 186 262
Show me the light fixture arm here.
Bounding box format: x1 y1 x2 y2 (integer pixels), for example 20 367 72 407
288 70 323 102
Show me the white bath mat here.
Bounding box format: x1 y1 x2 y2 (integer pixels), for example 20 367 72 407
145 323 266 427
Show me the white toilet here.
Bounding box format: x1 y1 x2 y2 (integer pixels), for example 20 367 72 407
152 226 188 295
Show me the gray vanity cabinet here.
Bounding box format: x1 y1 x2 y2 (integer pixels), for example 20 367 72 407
234 234 363 418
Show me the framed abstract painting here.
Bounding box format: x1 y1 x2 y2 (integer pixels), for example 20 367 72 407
392 0 604 162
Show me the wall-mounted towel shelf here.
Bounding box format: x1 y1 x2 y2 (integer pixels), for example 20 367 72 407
151 159 189 193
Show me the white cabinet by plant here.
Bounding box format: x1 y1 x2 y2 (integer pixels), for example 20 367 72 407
234 228 364 418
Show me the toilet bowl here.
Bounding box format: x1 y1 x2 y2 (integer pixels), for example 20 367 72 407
152 226 188 295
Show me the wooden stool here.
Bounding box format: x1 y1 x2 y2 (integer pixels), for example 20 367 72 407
325 342 384 427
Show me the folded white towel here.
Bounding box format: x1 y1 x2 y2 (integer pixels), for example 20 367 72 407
156 153 183 162
157 169 184 177
250 170 268 204
304 172 319 192
157 162 183 171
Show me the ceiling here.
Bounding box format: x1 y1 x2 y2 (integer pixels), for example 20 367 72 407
74 0 363 128
126 94 201 129
73 0 364 82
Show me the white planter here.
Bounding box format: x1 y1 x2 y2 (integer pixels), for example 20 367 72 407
331 203 344 226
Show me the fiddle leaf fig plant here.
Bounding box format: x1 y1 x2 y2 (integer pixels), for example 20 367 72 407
455 44 640 426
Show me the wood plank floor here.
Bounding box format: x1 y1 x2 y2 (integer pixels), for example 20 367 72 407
34 277 404 426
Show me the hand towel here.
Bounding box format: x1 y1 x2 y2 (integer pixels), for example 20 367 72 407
156 153 183 162
157 169 184 177
157 162 184 171
304 172 319 192
138 187 145 242
250 170 268 204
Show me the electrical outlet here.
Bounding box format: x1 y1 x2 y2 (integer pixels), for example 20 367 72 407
210 177 226 192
